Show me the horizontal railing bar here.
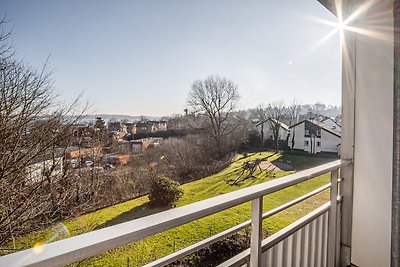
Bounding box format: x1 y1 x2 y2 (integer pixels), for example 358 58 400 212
143 221 249 267
261 183 331 221
217 202 331 267
0 160 350 267
144 183 331 267
217 251 249 267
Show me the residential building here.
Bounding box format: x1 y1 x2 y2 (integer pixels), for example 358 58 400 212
167 116 185 130
108 121 128 139
255 118 290 143
135 121 168 135
64 147 102 160
123 122 137 135
321 116 342 132
155 120 167 131
290 119 341 154
26 157 64 183
135 121 156 134
131 138 162 154
71 124 95 138
103 154 131 165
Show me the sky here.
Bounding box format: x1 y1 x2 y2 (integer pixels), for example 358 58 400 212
2 0 340 116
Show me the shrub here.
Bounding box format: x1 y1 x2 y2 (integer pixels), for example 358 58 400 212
149 176 183 207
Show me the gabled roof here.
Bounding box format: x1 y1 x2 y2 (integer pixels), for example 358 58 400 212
136 121 152 127
313 120 341 137
321 117 341 128
289 119 341 138
256 118 290 132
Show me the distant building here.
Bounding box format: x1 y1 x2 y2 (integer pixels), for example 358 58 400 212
103 154 131 165
135 121 167 134
71 124 95 138
108 121 128 139
153 121 167 132
64 147 102 159
321 117 342 133
167 117 185 131
256 118 290 142
26 157 64 183
123 122 137 135
135 122 155 134
131 138 162 154
289 119 341 154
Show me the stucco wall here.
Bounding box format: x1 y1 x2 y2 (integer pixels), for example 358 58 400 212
291 123 306 151
292 123 318 153
351 1 393 266
291 122 338 153
320 129 340 153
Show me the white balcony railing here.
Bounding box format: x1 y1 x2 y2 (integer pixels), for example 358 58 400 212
0 159 351 267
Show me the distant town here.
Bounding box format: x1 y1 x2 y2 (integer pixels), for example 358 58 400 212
28 103 340 181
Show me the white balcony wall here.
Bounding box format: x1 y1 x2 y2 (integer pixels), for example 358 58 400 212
350 1 394 266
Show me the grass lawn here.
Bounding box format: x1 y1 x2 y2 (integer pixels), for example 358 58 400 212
5 152 335 266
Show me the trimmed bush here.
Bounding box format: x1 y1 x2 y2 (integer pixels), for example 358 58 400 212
149 176 183 207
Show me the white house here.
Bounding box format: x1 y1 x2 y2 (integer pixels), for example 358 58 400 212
256 118 290 142
290 119 341 154
26 157 64 183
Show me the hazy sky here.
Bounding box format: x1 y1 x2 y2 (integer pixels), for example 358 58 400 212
2 0 340 116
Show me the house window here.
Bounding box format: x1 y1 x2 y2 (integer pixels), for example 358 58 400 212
316 130 321 136
317 141 321 147
304 140 309 146
305 129 309 135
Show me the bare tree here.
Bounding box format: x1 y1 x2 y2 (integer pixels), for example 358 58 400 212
266 102 288 152
93 116 111 147
187 75 240 156
0 16 12 58
287 99 302 127
313 102 326 116
251 105 268 146
0 21 90 246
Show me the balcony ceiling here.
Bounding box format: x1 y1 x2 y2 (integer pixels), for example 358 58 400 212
318 0 337 16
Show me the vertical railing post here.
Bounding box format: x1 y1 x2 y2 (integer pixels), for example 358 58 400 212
250 196 263 267
327 169 339 267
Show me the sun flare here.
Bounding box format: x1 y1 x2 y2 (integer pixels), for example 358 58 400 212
309 0 391 43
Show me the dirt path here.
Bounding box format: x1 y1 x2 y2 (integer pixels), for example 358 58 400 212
259 161 294 172
259 161 281 172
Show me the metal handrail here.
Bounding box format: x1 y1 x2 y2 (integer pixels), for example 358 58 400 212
218 202 332 267
145 183 331 267
0 159 351 267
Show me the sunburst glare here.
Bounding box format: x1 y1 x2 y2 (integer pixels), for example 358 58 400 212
308 0 392 44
